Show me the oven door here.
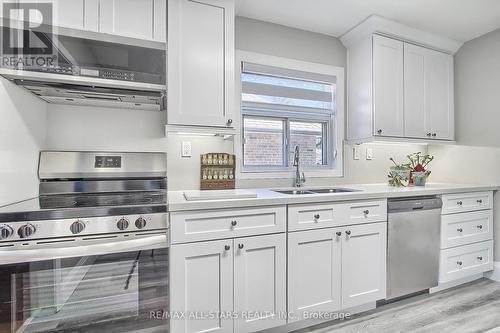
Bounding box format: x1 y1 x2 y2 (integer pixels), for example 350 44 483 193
0 234 169 333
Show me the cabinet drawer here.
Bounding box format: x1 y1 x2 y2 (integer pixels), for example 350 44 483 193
439 240 493 283
441 191 492 214
170 206 286 243
441 210 493 249
288 203 340 231
343 200 387 225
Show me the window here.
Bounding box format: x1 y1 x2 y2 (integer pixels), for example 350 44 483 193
237 53 344 177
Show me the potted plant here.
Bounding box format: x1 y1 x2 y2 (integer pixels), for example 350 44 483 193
406 152 434 186
388 158 412 187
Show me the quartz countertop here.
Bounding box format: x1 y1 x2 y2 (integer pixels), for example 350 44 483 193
168 183 498 211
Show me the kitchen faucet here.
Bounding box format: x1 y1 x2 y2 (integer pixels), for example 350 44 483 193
293 145 306 187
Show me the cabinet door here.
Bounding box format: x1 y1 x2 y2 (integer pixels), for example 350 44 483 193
234 234 286 332
404 43 427 138
372 35 404 137
425 49 454 140
342 223 387 309
288 228 342 321
168 0 234 128
170 240 233 333
404 43 454 140
99 0 160 41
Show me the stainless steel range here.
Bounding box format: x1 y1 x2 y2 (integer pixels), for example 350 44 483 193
0 151 169 333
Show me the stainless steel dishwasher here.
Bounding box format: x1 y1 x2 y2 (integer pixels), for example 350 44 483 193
386 196 442 300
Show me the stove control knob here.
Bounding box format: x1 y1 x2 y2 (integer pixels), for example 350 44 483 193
117 218 129 231
135 217 147 229
70 220 85 234
18 224 36 239
0 225 14 240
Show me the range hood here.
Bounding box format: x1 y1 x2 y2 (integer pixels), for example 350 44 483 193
0 23 167 111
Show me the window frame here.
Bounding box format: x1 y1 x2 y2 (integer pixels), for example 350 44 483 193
235 51 345 179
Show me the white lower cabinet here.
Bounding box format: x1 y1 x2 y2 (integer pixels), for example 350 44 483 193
170 234 286 333
288 222 387 320
341 223 387 309
234 234 287 332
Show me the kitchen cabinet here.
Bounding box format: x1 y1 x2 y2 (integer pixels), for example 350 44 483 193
341 223 387 308
170 234 286 333
288 222 387 319
10 0 166 42
170 239 233 333
342 16 458 143
372 35 404 138
99 0 167 42
404 43 454 140
167 0 235 130
234 234 287 332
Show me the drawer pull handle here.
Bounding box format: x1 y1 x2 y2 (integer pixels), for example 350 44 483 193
314 214 320 220
345 230 351 236
363 210 370 216
238 243 244 250
457 228 463 233
477 199 483 204
224 245 230 251
457 261 463 266
336 231 342 237
457 201 463 206
477 256 483 261
477 225 483 230
231 220 237 227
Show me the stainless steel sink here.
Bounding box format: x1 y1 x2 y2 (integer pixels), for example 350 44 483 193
273 190 316 195
310 188 360 194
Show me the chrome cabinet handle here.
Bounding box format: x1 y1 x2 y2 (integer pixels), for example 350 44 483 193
457 261 463 266
238 244 244 250
314 214 320 220
345 230 351 236
457 228 463 233
457 201 463 206
336 231 342 237
477 225 483 229
227 119 233 126
231 220 237 227
224 245 230 251
477 256 483 261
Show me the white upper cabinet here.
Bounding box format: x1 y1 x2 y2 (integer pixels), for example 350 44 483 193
372 35 404 138
404 43 454 140
99 0 166 42
341 16 459 143
167 0 235 129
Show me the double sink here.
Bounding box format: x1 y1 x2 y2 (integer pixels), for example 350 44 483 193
273 188 360 195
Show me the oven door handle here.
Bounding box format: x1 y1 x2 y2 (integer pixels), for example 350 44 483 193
0 234 168 264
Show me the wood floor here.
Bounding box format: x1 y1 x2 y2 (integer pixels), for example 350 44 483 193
297 278 500 333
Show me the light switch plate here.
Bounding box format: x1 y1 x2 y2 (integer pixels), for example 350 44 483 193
353 146 360 160
366 147 373 160
181 141 192 157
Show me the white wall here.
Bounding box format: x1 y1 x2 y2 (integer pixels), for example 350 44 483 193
0 78 47 206
428 27 500 259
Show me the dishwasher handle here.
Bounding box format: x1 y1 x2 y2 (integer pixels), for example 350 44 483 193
388 197 442 213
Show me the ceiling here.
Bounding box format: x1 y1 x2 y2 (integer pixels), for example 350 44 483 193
235 0 500 42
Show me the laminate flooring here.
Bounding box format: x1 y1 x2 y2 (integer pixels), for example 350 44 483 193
297 278 500 333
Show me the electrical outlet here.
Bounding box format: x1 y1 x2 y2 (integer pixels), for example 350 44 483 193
181 141 192 157
366 147 373 160
353 146 360 160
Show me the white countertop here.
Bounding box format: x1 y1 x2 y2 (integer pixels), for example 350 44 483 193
167 183 498 211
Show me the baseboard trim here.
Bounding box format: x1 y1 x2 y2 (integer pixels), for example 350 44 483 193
485 261 500 282
429 274 483 293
